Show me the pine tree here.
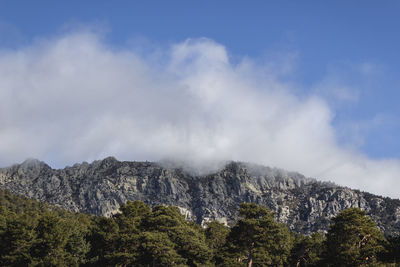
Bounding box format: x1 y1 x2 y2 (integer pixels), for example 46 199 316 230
205 221 230 265
145 205 213 266
325 208 387 266
290 233 325 267
383 235 400 264
87 216 120 266
223 203 293 267
0 212 37 266
98 201 151 266
138 231 187 266
31 212 74 266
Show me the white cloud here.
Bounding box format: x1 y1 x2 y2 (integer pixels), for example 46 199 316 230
0 31 399 198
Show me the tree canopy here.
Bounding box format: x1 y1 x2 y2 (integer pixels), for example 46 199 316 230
0 190 399 266
222 203 293 267
325 208 387 266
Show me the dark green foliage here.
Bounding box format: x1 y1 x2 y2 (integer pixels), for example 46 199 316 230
0 189 48 214
380 235 400 264
325 208 387 266
138 231 187 266
0 212 38 266
2 189 400 266
31 212 90 266
290 233 325 267
144 205 212 266
87 201 150 266
110 201 150 265
0 190 91 266
205 221 230 265
222 203 293 266
87 201 212 266
86 216 119 266
118 200 151 219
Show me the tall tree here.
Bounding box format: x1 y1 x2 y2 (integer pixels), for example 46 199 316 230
223 203 293 267
87 216 120 266
145 205 212 266
205 221 230 265
290 233 325 267
325 208 387 266
382 235 400 264
31 213 65 265
0 212 37 266
97 201 151 266
138 231 187 266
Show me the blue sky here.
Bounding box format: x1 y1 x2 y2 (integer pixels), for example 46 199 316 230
0 1 400 196
1 1 399 159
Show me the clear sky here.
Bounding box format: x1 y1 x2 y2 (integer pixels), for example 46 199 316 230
0 1 400 196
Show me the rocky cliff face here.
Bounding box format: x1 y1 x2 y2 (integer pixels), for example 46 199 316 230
1 157 400 236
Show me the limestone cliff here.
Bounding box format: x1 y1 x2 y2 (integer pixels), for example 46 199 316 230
1 157 399 236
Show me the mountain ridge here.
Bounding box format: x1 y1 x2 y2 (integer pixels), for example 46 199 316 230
1 157 399 236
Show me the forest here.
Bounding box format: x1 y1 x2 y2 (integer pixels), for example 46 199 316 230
0 189 399 266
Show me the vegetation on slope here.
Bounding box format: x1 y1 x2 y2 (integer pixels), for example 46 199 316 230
0 189 399 266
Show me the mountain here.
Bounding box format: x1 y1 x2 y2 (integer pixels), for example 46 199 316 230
0 157 399 236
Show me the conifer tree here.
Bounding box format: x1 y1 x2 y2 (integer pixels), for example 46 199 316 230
96 201 151 266
223 203 293 267
145 205 212 266
290 232 325 267
325 208 387 266
31 212 90 266
138 231 187 266
205 221 230 265
87 216 120 266
0 212 37 266
383 235 400 264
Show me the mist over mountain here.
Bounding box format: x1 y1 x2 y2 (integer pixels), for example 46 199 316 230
1 157 399 236
1 32 400 198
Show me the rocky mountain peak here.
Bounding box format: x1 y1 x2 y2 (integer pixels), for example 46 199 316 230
1 158 399 236
20 158 49 170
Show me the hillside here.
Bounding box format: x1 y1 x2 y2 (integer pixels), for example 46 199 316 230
1 157 400 236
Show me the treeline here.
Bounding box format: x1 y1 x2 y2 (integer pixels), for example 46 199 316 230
0 190 399 266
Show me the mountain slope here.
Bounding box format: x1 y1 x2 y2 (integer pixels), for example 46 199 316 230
1 157 399 235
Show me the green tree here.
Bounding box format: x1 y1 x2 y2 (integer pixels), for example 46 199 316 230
290 233 325 267
380 235 400 264
0 189 94 266
87 216 120 266
89 201 151 266
62 213 92 266
138 231 187 266
31 213 73 266
112 201 151 266
205 221 230 265
325 208 387 266
0 212 38 266
145 205 212 266
223 203 293 267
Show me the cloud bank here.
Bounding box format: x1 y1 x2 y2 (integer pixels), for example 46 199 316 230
0 31 399 198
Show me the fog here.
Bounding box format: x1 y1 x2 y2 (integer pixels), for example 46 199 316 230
0 31 399 198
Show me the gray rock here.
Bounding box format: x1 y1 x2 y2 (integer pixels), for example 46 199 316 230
1 157 399 236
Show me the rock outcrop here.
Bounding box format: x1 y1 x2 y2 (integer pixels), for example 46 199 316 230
1 157 400 236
